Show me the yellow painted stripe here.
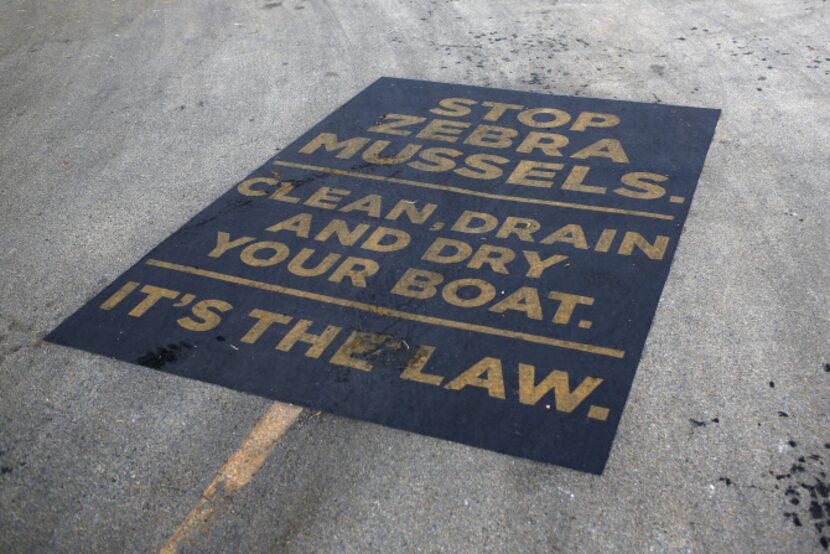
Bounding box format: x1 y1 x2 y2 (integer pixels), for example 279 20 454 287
146 258 625 359
160 402 302 554
273 160 675 221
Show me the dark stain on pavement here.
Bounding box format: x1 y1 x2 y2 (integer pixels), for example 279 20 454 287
690 417 719 428
136 342 194 370
772 439 829 549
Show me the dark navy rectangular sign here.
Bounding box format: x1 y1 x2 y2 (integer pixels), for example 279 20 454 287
47 77 719 474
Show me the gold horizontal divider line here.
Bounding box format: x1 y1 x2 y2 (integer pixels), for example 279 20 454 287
146 259 625 359
272 160 674 221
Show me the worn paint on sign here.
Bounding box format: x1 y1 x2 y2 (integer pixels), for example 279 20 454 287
46 78 720 474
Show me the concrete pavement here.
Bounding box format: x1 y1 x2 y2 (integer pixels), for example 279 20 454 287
1 1 828 552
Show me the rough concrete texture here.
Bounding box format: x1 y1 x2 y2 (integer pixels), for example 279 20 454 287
1 0 828 552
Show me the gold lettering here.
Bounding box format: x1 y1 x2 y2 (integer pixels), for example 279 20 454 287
442 278 496 308
269 182 302 203
328 256 379 287
399 345 441 385
451 210 498 234
506 160 564 188
540 224 588 249
362 140 422 164
518 364 603 412
463 125 517 148
100 281 140 310
571 138 629 163
468 244 515 274
240 241 290 267
266 213 312 237
517 107 571 128
238 176 277 197
454 153 508 180
330 331 380 371
422 237 472 264
481 101 523 122
314 219 370 246
496 217 540 242
445 357 505 399
367 113 427 136
408 147 461 172
390 268 442 299
276 319 341 358
618 232 669 260
562 165 607 194
298 132 369 159
416 119 471 143
287 248 341 277
208 231 256 258
615 172 668 199
522 251 568 278
385 200 438 224
128 285 179 317
594 229 617 253
429 97 477 117
547 291 595 325
240 308 292 344
305 187 351 209
515 132 569 157
339 194 382 217
177 299 233 332
570 112 620 132
361 226 411 253
489 287 543 320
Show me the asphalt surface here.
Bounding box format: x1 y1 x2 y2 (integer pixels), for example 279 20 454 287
1 1 828 552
